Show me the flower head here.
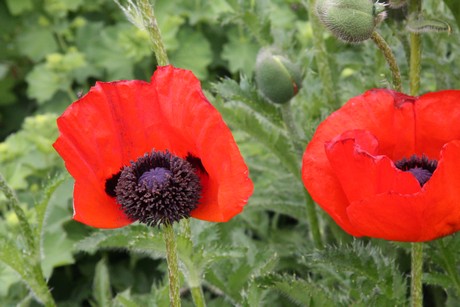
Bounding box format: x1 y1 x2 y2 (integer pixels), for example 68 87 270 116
54 66 253 228
302 89 460 242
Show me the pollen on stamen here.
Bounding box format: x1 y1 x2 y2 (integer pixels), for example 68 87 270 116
111 151 202 227
395 155 438 186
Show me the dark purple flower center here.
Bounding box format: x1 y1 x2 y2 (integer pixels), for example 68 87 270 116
395 155 438 186
105 151 202 226
138 167 172 189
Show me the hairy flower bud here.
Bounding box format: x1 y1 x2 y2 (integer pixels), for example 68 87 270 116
315 0 387 43
255 48 302 104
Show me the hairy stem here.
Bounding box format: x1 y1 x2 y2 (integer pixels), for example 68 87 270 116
409 0 422 96
411 242 423 307
138 0 169 66
163 223 181 307
371 31 402 92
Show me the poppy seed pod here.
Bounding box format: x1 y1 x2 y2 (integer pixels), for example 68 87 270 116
315 0 386 43
255 49 302 104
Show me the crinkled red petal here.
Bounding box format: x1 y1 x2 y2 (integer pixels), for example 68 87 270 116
348 140 460 241
325 130 421 202
54 66 252 228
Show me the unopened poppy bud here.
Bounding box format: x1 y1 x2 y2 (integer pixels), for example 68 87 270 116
315 0 387 43
255 49 302 104
388 0 406 9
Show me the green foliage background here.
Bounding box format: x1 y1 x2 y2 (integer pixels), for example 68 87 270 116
1 0 460 306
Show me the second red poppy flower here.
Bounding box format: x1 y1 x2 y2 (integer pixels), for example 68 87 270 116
302 89 460 242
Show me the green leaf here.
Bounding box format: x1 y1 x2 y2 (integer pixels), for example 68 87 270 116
169 27 213 79
443 0 460 30
213 95 301 178
303 241 408 306
93 257 113 307
212 76 284 127
16 28 58 62
222 29 260 75
5 0 33 15
26 64 66 103
257 273 334 306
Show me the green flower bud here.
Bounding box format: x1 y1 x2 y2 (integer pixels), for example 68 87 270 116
255 49 302 104
388 0 407 9
315 0 387 43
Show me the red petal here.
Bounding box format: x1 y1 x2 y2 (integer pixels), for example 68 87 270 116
347 141 460 241
325 130 421 202
415 90 460 158
151 66 253 221
54 79 156 228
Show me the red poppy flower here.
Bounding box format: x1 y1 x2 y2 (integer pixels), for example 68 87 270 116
302 89 460 242
54 65 253 228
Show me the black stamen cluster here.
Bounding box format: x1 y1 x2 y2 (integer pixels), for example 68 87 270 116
113 151 202 227
395 155 438 186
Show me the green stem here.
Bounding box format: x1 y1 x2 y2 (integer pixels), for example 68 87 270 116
281 102 323 248
279 103 323 248
306 0 337 107
163 223 181 307
280 103 304 154
408 2 423 306
180 220 207 307
0 174 56 306
304 191 323 249
411 242 423 307
138 0 169 66
409 0 422 96
371 31 402 92
0 173 36 256
190 286 206 307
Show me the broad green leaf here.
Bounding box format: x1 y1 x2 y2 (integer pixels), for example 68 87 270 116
16 28 58 62
169 27 213 79
222 29 260 75
26 64 67 103
5 0 33 15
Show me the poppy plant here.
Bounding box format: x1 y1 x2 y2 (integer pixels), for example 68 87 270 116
54 65 253 228
302 89 460 242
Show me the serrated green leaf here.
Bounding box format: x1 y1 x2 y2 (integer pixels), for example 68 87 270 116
0 238 27 278
256 273 334 306
212 76 284 127
303 241 408 306
93 257 113 307
214 96 301 178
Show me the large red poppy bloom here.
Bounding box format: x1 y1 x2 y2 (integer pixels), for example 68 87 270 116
54 65 253 228
302 89 460 242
